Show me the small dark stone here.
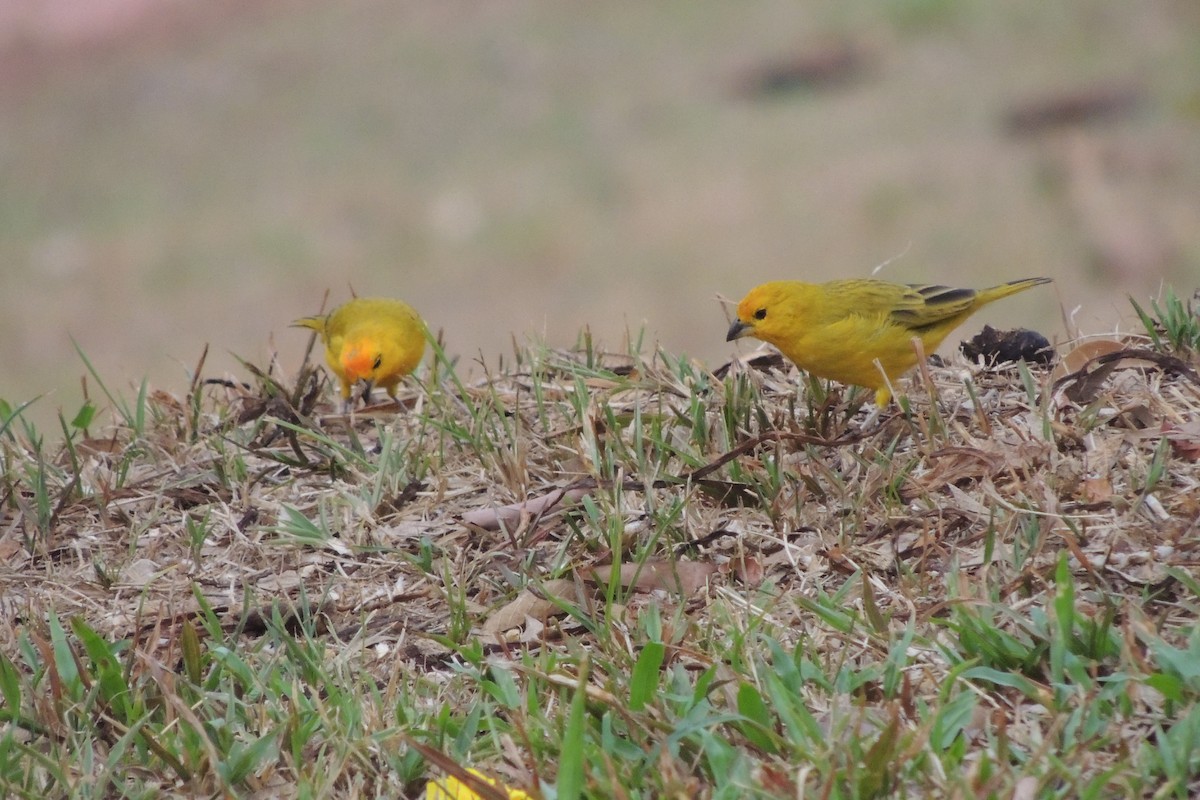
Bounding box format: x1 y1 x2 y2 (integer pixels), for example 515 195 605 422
961 325 1055 365
733 40 870 98
1003 83 1142 135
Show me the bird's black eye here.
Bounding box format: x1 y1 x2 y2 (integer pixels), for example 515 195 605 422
753 308 767 320
372 355 383 370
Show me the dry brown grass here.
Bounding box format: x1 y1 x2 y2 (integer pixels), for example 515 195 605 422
2 309 1200 796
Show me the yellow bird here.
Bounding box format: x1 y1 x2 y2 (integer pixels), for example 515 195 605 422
425 769 529 800
726 277 1051 406
292 297 426 408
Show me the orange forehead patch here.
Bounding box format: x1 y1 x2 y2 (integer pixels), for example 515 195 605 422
737 290 761 320
340 343 377 382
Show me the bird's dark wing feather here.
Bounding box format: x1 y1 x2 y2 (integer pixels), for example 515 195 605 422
888 284 978 332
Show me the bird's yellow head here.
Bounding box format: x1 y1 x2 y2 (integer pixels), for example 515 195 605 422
340 339 386 384
726 282 808 348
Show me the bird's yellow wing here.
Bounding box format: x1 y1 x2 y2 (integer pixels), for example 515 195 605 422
885 284 978 332
808 280 973 329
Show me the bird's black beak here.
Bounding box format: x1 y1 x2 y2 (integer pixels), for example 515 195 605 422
726 319 751 342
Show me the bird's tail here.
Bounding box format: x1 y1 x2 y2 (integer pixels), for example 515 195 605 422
291 315 327 334
976 277 1052 306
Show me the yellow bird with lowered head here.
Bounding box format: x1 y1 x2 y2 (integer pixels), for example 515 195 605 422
293 296 426 409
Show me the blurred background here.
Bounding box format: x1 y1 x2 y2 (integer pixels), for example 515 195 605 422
2 0 1198 427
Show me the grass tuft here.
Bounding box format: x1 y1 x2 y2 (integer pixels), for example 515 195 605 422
1131 287 1200 354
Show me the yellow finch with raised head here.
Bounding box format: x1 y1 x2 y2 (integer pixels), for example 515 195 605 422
726 277 1051 406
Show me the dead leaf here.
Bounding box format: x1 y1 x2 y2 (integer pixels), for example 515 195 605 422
1079 475 1113 503
1050 339 1126 383
73 438 124 455
1053 347 1200 404
461 487 589 531
1164 420 1200 461
0 531 22 562
587 561 717 597
1111 404 1155 430
731 555 764 586
150 389 184 414
1054 349 1137 404
482 578 578 636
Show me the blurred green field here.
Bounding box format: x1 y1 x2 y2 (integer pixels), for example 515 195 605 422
1 0 1198 426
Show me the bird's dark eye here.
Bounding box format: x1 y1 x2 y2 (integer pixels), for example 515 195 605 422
753 308 767 320
372 355 383 370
